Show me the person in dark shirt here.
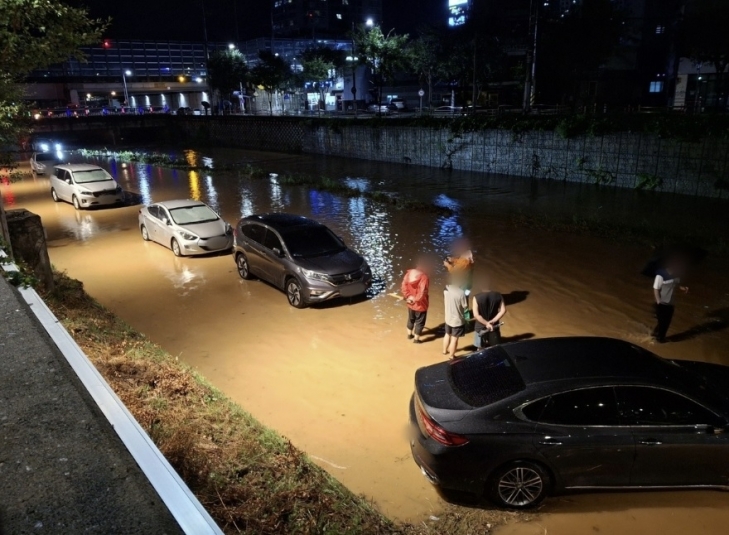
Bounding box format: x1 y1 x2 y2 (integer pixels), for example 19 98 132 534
472 283 507 349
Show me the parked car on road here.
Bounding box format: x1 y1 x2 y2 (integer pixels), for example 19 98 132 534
30 151 61 175
138 200 233 257
233 213 372 308
410 337 729 509
388 98 407 111
366 103 390 115
433 105 464 115
50 164 124 210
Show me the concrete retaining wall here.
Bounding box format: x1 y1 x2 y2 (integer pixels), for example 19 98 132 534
176 117 729 198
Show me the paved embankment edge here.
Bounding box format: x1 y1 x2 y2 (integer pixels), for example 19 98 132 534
0 251 223 535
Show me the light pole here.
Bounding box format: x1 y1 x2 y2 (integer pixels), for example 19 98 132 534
122 70 131 109
351 22 357 117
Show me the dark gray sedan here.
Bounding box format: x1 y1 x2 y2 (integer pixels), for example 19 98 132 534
410 337 729 509
233 213 372 308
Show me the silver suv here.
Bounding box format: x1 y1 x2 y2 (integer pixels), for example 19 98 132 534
233 214 372 308
50 164 124 209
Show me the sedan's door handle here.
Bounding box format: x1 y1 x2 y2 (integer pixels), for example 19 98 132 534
638 439 663 445
538 439 563 446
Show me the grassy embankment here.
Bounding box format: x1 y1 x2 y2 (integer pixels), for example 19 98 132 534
40 271 528 534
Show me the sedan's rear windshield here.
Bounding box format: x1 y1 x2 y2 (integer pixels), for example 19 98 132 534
169 205 219 225
449 347 526 407
281 226 345 258
73 169 111 183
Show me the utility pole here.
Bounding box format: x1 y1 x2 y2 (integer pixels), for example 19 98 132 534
351 22 358 117
471 31 477 113
523 0 538 113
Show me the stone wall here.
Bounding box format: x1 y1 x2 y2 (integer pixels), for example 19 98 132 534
176 117 729 198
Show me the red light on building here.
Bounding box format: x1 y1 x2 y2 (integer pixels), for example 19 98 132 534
103 40 111 49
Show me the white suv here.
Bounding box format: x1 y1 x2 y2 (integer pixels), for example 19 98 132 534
50 164 124 210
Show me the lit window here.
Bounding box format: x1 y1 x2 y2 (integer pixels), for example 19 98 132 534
656 25 665 34
649 81 664 93
342 0 348 4
336 13 342 19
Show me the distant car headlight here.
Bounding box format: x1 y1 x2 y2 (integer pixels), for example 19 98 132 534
39 143 49 152
180 231 198 241
55 150 63 160
54 143 62 151
79 190 94 196
299 268 331 283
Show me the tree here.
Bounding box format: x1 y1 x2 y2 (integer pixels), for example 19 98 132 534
0 0 105 248
408 29 445 109
353 24 410 112
683 0 729 109
207 49 248 113
300 46 344 114
250 50 291 116
537 0 625 106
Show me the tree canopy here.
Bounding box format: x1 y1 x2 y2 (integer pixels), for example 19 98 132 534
251 51 291 115
207 49 248 101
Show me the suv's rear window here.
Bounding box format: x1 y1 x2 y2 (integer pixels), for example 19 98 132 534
449 347 526 407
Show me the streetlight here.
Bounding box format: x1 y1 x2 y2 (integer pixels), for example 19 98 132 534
366 18 374 27
228 43 235 50
122 70 132 107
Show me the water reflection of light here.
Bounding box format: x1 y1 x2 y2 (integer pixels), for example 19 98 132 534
205 175 219 211
202 156 213 169
57 211 99 242
269 176 284 210
433 194 461 211
345 197 392 310
239 186 254 217
344 177 369 192
109 159 117 178
188 171 201 200
309 190 344 217
136 163 152 205
431 214 464 257
172 169 179 183
161 257 204 295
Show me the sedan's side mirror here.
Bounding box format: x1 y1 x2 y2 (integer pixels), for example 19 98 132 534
65 178 72 184
162 217 170 226
272 247 283 257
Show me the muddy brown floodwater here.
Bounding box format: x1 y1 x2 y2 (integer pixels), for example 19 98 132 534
3 148 729 534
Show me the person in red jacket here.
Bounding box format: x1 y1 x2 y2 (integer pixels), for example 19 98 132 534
402 257 430 344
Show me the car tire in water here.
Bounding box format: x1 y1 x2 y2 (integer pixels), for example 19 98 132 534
487 461 550 509
171 238 183 257
51 188 59 202
236 253 252 280
286 277 306 309
140 225 150 241
72 195 81 210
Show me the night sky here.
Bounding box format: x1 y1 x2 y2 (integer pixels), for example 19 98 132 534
76 0 445 42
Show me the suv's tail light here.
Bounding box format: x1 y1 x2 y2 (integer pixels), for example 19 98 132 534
416 396 469 447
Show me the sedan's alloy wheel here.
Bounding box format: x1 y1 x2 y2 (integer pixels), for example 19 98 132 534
497 466 544 507
236 254 250 279
141 225 150 241
171 238 182 257
51 189 59 202
72 195 80 210
286 279 304 308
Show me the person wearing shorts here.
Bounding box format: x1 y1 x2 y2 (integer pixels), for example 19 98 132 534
401 258 430 343
443 283 468 359
473 284 507 349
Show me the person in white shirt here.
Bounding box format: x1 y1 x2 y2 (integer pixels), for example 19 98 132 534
652 259 689 342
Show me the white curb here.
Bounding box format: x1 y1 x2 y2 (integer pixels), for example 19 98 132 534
1 251 223 535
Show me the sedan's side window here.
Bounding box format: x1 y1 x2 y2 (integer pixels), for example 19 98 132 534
538 387 619 426
53 167 61 177
615 387 720 426
241 224 266 245
147 206 159 219
263 230 282 252
158 207 170 222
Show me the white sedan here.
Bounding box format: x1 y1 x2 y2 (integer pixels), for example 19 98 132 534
30 151 60 175
138 200 233 257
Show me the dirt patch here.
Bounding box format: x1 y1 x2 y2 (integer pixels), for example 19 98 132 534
42 271 529 534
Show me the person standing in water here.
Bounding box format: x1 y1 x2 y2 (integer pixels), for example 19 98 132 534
444 237 475 320
652 257 689 343
443 281 468 359
401 256 430 344
472 280 507 349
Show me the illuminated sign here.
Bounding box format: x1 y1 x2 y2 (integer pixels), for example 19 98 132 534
448 0 468 5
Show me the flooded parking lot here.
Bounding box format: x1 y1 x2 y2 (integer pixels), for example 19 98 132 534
3 148 729 533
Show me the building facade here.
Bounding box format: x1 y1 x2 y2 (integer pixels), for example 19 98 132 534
273 0 383 38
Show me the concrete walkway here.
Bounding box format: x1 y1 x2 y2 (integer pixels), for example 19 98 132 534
0 277 182 534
